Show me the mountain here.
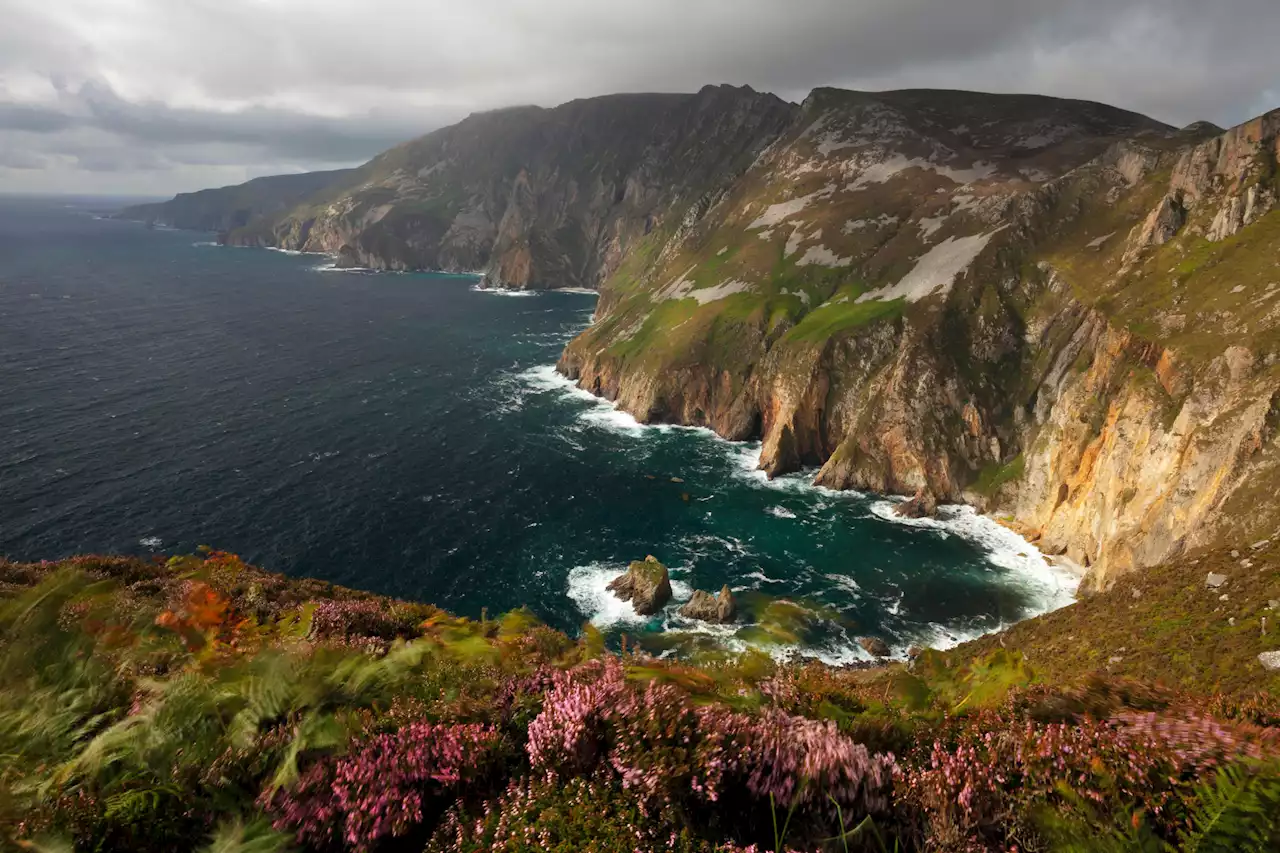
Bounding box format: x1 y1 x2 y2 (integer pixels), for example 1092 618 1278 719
133 86 1280 591
113 168 355 232
222 85 797 283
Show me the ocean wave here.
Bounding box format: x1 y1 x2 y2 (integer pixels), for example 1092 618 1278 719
191 241 220 248
867 499 1079 617
766 505 798 519
139 536 162 548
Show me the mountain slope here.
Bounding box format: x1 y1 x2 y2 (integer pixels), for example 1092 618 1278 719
114 169 355 232
224 85 797 284
559 89 1280 589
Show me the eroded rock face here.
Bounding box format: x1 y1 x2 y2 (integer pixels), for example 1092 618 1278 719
678 585 737 623
607 556 673 616
561 96 1280 592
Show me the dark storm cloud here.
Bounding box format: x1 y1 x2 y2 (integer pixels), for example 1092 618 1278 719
0 0 1276 194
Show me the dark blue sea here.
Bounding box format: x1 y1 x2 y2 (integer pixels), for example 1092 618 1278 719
0 196 1077 661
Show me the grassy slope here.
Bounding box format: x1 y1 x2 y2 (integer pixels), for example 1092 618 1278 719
954 540 1280 698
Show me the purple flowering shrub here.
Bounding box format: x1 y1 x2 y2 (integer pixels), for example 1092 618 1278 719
524 657 897 845
262 721 500 852
309 599 423 642
897 704 1280 850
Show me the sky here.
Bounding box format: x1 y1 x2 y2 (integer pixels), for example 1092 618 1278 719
2 0 1277 197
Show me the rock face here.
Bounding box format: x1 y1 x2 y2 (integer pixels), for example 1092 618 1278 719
607 556 673 616
113 169 355 232
221 86 796 286
894 489 938 519
678 585 737 623
859 637 892 658
559 91 1280 592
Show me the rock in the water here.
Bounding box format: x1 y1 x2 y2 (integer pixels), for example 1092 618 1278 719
1259 651 1280 672
859 636 892 658
894 489 938 519
906 645 925 659
606 556 673 616
679 584 737 623
1205 572 1228 589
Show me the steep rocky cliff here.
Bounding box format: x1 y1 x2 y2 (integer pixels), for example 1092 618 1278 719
223 86 796 286
559 89 1280 590
114 169 354 232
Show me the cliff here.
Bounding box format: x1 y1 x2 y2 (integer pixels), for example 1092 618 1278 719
559 90 1280 590
223 86 796 284
113 169 355 232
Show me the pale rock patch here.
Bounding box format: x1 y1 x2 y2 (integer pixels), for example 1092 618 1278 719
918 215 948 239
843 214 898 234
857 230 1001 304
1086 231 1117 249
749 184 837 229
796 245 853 267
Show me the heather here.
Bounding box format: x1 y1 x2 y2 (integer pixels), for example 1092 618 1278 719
1 553 1278 852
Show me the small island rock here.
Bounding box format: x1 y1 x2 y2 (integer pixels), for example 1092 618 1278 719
679 584 737 623
859 636 892 658
607 556 673 616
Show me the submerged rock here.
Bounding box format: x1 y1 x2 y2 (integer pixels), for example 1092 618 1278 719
894 489 938 520
607 556 673 616
859 636 892 658
679 584 737 623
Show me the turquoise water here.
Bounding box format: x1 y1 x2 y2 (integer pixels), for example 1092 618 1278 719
0 197 1076 662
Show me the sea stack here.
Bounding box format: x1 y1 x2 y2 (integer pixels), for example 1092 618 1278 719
607 556 673 616
679 584 738 623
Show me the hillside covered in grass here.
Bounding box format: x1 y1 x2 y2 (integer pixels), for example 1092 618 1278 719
2 550 1278 852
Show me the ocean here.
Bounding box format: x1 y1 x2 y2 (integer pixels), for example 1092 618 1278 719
0 196 1077 662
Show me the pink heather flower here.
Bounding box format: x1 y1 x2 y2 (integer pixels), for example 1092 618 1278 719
264 721 498 852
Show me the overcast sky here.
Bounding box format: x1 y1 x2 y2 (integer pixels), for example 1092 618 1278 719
2 0 1277 197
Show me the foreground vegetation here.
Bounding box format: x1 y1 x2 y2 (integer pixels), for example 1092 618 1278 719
1 551 1278 852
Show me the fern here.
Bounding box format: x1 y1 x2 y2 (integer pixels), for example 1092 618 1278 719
1178 761 1280 853
199 816 295 853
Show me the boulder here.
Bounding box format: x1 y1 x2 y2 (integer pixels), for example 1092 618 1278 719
1205 572 1228 589
859 636 892 658
1259 651 1280 672
679 584 737 623
607 556 673 616
894 489 937 519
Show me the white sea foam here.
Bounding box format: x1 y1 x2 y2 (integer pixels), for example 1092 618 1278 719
472 284 538 297
139 536 162 548
766 505 798 519
867 499 1079 616
191 241 220 248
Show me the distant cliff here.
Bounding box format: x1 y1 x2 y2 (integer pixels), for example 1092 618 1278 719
222 86 797 283
114 169 355 233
